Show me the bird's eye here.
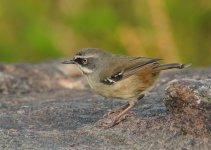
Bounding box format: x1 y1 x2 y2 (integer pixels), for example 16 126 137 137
74 57 88 66
82 58 88 65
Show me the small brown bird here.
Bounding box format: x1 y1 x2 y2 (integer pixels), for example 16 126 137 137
62 48 188 128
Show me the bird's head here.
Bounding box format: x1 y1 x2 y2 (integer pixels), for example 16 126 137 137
62 48 109 75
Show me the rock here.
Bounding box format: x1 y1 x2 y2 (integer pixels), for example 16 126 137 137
0 62 211 149
0 61 86 95
164 79 211 136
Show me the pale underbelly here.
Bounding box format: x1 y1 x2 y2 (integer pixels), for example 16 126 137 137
88 75 157 100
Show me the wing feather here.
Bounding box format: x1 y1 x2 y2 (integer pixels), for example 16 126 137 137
99 56 162 85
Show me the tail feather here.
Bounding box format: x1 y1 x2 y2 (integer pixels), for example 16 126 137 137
153 63 191 72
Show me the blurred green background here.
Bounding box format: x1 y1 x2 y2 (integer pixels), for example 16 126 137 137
0 0 210 66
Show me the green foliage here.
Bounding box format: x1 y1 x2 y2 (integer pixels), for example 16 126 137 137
0 0 210 66
69 9 118 33
165 0 211 66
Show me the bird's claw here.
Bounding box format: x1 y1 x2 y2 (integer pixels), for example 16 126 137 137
95 113 130 129
95 118 117 129
103 104 129 118
103 110 117 118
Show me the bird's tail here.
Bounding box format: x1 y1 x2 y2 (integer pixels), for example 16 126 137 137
153 63 191 72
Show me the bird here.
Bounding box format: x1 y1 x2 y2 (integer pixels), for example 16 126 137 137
62 48 189 128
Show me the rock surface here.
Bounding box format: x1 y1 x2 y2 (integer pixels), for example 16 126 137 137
164 79 211 136
0 61 210 150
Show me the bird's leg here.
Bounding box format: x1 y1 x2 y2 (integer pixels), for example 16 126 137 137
98 101 135 128
97 94 145 128
112 94 144 123
111 101 135 124
103 94 144 118
103 103 130 118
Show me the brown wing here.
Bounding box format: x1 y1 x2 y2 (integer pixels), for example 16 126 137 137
99 56 162 85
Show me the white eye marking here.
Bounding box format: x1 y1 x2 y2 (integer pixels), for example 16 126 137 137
74 54 98 59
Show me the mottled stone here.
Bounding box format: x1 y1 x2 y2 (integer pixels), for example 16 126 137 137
164 79 211 136
0 61 211 150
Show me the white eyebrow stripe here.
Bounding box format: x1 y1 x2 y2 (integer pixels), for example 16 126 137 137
75 54 98 59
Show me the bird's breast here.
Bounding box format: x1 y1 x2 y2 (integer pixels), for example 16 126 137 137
86 74 158 100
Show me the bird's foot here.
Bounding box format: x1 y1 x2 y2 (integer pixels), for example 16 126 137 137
103 109 121 118
95 113 131 129
103 103 129 118
96 101 136 128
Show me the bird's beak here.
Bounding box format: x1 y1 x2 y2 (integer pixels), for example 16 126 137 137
61 58 75 64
